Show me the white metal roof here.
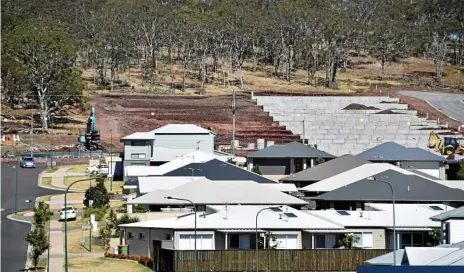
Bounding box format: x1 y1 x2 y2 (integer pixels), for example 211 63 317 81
262 183 298 192
306 203 454 229
406 247 459 265
120 205 343 230
121 132 154 140
138 176 205 194
151 124 215 135
129 178 308 205
301 163 433 192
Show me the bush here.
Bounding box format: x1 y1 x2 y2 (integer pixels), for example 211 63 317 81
133 204 149 213
83 175 110 208
251 164 262 175
83 207 107 221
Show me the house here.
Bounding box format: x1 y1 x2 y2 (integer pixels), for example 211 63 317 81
124 151 229 178
307 203 453 250
118 204 344 256
357 142 447 179
128 178 308 211
430 205 464 245
246 142 335 180
164 159 277 184
366 241 464 266
280 154 370 188
312 169 464 210
120 124 218 168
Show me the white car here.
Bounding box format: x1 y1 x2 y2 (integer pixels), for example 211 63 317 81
60 206 77 221
86 164 109 176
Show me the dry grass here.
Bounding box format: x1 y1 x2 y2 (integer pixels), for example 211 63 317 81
67 228 106 254
63 176 124 194
67 257 151 272
84 56 463 96
67 164 89 173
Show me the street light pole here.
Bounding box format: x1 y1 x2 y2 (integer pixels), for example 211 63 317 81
255 206 282 272
47 218 51 272
165 196 197 272
64 178 97 272
110 129 113 191
14 164 18 215
368 176 396 266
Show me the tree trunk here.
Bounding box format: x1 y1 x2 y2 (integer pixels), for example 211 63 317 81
435 41 447 85
325 50 337 89
182 62 187 92
239 65 244 91
252 41 258 72
381 54 386 77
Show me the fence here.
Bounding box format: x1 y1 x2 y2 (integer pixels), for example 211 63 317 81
159 249 389 272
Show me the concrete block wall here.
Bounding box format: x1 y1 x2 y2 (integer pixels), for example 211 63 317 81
255 95 453 156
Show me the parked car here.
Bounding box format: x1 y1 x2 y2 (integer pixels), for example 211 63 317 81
60 206 77 221
86 163 109 176
20 157 36 168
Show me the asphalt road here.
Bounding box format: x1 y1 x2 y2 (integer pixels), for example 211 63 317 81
398 91 464 123
1 163 64 272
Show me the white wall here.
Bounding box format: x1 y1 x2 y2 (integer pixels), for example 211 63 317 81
403 161 440 178
174 230 215 250
448 220 464 244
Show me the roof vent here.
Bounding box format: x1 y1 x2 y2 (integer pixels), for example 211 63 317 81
359 211 363 218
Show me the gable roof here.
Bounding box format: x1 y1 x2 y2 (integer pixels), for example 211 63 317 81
151 124 215 135
120 205 342 230
129 179 308 205
247 142 335 159
357 142 445 162
301 163 436 193
306 203 450 229
281 155 369 182
430 206 464 221
164 159 277 183
137 176 205 194
314 169 464 202
121 132 154 140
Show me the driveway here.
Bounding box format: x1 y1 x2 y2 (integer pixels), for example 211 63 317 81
1 163 64 272
398 91 464 123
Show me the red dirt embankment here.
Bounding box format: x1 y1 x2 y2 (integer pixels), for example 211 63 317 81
93 94 300 149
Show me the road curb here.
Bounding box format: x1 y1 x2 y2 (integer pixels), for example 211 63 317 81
37 170 85 193
424 99 460 122
6 213 32 224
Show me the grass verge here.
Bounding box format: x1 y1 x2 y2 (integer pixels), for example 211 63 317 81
67 257 151 272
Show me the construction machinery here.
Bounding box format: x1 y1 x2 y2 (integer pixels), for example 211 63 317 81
78 107 103 151
428 131 464 155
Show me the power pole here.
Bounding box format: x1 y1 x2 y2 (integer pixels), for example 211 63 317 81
232 88 236 157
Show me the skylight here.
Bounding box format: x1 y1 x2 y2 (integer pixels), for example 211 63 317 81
337 210 351 216
284 213 297 218
270 207 283 212
429 206 443 211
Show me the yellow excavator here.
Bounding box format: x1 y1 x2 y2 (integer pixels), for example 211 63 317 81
428 131 464 155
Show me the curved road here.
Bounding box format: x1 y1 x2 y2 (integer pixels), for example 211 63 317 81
399 91 464 123
1 163 64 272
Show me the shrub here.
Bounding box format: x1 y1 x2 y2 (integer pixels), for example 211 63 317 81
83 176 110 208
83 207 107 221
251 164 262 175
133 204 149 213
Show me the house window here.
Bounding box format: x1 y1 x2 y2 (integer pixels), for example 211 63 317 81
131 140 146 146
131 153 146 159
139 232 145 240
166 234 172 240
315 235 326 249
352 232 373 249
128 232 134 239
195 205 206 212
401 233 424 248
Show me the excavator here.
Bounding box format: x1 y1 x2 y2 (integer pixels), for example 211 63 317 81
428 131 464 156
78 107 103 151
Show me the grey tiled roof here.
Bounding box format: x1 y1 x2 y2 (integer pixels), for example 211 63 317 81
357 142 445 162
247 142 335 159
314 169 464 202
281 155 369 182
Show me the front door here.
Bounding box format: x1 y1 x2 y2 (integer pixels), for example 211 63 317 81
153 240 162 271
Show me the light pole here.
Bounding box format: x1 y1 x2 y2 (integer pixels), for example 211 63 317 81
110 129 113 191
165 196 197 272
13 164 18 214
367 176 396 266
89 200 93 252
255 206 283 272
64 178 97 272
47 217 51 272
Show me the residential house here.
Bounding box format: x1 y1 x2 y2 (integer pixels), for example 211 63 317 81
366 241 464 266
312 169 464 210
120 124 219 169
357 142 447 179
119 205 344 256
246 142 335 181
164 159 277 184
280 154 370 188
307 203 453 250
430 206 464 245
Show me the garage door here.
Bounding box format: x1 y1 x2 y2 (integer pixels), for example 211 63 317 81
274 234 298 249
179 234 214 250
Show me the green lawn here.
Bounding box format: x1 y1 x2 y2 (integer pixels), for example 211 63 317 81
67 257 151 272
41 177 53 188
46 168 58 173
